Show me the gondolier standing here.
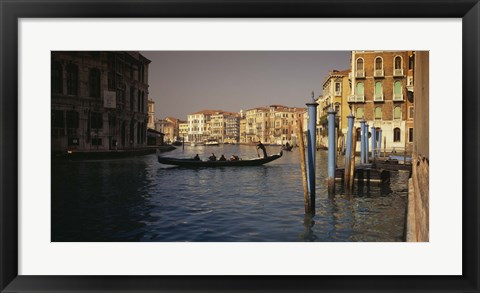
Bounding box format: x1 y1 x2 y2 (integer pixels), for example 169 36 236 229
256 141 268 158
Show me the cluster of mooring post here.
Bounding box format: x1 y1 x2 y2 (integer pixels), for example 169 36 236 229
344 114 355 191
327 108 336 195
306 101 318 212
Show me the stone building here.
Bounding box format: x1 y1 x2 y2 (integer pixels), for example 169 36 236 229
147 99 155 129
349 51 412 153
245 107 268 143
51 51 151 154
267 105 297 145
178 121 189 142
155 117 180 143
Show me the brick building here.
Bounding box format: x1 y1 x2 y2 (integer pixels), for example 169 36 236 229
349 51 413 153
51 51 151 154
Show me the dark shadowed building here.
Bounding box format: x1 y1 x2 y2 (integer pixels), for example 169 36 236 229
51 51 151 154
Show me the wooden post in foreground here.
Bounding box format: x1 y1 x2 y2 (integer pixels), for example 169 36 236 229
296 120 311 215
349 130 357 190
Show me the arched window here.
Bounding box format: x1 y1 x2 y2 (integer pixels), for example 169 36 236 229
394 106 402 120
375 82 383 100
51 61 63 94
375 57 384 77
394 127 401 142
394 56 404 76
356 82 364 100
356 107 364 119
394 81 403 100
66 63 78 95
394 56 402 69
89 68 101 98
356 58 364 77
375 57 383 70
356 127 362 141
375 107 382 120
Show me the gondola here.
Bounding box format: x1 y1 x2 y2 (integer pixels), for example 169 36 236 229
282 145 293 151
158 151 283 167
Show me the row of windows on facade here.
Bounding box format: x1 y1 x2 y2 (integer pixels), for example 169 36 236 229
355 127 414 143
354 105 414 120
355 80 404 99
52 62 147 113
355 55 413 74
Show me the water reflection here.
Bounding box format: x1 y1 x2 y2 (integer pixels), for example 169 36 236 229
52 145 407 242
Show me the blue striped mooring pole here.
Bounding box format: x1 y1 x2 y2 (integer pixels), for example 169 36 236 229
365 123 369 164
371 126 376 162
377 129 383 158
360 119 366 164
306 102 318 201
327 109 336 195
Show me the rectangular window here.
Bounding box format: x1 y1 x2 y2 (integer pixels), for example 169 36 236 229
66 111 79 129
408 106 414 119
409 128 414 143
335 82 341 95
91 112 103 129
52 110 64 128
92 137 102 146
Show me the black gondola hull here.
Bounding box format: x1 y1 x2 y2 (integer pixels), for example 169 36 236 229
158 152 282 167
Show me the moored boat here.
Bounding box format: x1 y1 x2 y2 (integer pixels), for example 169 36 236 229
205 140 219 146
282 144 293 151
158 151 283 167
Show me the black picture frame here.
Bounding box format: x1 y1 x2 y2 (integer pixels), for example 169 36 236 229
1 0 479 292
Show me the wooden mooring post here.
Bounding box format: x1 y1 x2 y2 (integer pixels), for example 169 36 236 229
296 120 311 215
349 130 357 190
344 114 355 192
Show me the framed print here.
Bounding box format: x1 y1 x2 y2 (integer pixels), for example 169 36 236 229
1 0 479 292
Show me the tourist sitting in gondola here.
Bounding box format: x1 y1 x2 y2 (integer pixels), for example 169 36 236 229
219 154 226 161
193 154 200 161
230 155 239 161
208 153 217 161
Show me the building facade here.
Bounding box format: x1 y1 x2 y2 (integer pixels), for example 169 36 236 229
349 51 412 153
147 99 155 129
51 51 151 153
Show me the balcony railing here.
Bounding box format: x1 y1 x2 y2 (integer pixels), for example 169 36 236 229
374 94 384 102
393 68 404 76
348 95 365 102
393 93 403 101
374 69 384 77
355 70 365 78
334 91 341 96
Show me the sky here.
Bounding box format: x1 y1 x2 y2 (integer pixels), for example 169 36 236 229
141 51 351 121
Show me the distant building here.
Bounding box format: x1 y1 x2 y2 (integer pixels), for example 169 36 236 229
245 107 268 143
155 117 180 143
187 110 222 142
51 51 151 153
178 121 189 142
267 105 297 145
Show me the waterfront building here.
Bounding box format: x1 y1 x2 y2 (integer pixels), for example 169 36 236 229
178 121 189 142
245 107 269 143
147 99 155 129
187 110 222 142
349 51 411 153
224 114 240 143
51 51 151 154
155 117 180 143
317 69 351 149
238 110 247 144
267 105 297 145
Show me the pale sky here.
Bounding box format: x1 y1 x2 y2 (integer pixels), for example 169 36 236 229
141 51 351 121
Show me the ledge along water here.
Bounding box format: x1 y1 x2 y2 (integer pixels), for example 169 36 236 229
52 144 408 242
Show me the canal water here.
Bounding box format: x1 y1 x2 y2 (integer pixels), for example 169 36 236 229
52 144 408 242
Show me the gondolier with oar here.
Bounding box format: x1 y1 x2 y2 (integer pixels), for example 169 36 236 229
256 141 268 158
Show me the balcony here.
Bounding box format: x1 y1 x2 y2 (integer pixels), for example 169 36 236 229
334 91 341 96
393 93 403 101
374 69 384 78
374 94 384 102
348 95 365 102
355 70 365 78
394 68 404 76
